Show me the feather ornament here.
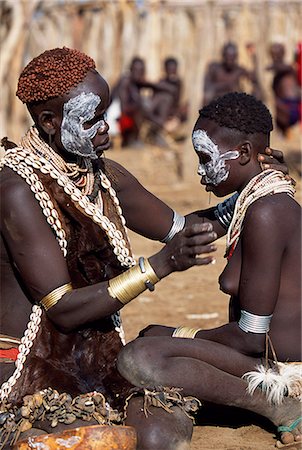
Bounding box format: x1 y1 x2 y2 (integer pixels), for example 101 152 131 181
243 363 302 405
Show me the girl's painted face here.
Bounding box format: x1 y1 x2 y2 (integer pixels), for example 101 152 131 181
61 92 107 159
192 129 239 186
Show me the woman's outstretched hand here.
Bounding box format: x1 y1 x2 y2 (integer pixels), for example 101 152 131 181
148 222 217 280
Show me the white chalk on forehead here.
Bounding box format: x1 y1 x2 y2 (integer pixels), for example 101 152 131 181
192 129 218 155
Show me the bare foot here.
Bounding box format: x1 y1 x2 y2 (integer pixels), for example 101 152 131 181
271 398 302 449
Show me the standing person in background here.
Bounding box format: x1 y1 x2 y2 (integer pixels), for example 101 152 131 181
265 41 301 137
266 42 293 76
118 93 301 450
272 68 301 136
202 42 263 107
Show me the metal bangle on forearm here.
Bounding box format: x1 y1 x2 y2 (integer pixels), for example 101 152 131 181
161 210 185 243
40 283 73 311
108 257 160 305
214 192 239 230
172 326 202 338
238 310 273 333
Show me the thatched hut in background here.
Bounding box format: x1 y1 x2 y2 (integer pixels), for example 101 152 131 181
0 0 301 145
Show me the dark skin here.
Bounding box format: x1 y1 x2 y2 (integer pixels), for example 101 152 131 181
0 69 292 449
117 118 301 447
202 43 262 106
0 69 215 450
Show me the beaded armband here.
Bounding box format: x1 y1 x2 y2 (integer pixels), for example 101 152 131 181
214 193 239 230
161 211 185 243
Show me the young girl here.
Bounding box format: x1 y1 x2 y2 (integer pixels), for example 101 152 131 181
118 92 301 449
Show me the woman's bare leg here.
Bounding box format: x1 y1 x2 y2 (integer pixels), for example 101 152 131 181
118 336 302 445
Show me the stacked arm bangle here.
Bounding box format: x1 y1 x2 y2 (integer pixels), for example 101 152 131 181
161 210 185 243
108 257 160 305
40 282 73 311
172 326 202 339
214 192 239 230
238 310 273 333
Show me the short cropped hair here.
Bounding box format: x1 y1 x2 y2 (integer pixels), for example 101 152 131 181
16 47 96 104
199 92 273 134
164 57 178 68
130 56 144 69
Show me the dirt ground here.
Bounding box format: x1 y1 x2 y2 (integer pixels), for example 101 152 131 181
110 128 301 450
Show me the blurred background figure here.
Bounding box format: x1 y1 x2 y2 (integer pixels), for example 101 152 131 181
201 41 263 107
112 57 149 148
147 57 188 146
272 66 301 137
109 56 181 147
265 41 301 137
295 41 302 87
266 42 293 75
111 56 187 148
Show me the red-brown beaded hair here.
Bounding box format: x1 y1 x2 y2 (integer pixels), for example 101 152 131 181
16 47 96 104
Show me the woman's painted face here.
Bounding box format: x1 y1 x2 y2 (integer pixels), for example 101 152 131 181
192 129 239 186
60 71 110 159
61 92 107 159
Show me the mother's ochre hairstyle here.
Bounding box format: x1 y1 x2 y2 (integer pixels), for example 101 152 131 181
16 47 96 104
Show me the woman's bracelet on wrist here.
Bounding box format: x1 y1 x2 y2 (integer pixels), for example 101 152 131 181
161 210 185 243
108 257 160 305
172 326 202 339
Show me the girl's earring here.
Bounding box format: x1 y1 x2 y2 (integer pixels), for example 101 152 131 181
48 134 52 146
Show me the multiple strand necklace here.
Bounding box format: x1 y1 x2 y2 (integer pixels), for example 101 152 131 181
0 128 135 402
21 126 100 206
226 169 296 255
11 126 135 267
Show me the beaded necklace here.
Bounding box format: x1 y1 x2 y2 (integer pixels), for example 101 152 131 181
226 169 296 256
5 126 135 267
0 127 134 402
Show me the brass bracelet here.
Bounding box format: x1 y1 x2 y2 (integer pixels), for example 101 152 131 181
40 282 73 311
108 257 159 305
172 326 202 339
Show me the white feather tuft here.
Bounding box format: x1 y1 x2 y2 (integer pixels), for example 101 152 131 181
242 363 302 405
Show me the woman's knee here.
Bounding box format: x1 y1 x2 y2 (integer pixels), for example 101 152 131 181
117 338 162 386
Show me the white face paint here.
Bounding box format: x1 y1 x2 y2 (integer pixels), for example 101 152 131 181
192 129 239 186
61 92 106 159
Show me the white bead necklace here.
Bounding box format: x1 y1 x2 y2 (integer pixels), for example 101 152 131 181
226 169 296 253
0 131 135 402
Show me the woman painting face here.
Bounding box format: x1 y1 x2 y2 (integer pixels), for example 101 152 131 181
192 129 239 187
